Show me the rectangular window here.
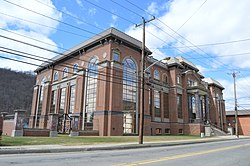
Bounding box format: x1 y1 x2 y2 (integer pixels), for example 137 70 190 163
154 90 161 117
177 95 182 119
156 128 162 135
36 85 44 127
149 89 152 116
113 51 120 61
59 88 66 115
163 93 169 118
177 76 181 84
178 129 183 134
50 90 57 113
165 128 170 134
69 85 76 114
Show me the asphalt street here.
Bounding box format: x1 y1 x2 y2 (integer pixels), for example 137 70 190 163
1 139 250 166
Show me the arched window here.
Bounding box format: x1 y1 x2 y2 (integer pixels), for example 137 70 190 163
123 57 137 134
73 63 79 74
85 57 98 124
63 67 68 78
163 75 168 83
154 69 160 80
53 72 59 81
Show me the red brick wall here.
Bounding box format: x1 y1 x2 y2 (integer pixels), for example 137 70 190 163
2 120 14 136
79 130 99 136
184 124 204 135
227 115 250 135
23 128 50 137
238 116 250 135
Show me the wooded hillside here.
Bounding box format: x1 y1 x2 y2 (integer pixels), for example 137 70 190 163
0 68 35 115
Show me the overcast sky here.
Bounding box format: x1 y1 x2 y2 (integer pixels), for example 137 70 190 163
1 0 250 110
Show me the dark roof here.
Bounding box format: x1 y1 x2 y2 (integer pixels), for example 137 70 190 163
35 27 152 72
226 110 250 116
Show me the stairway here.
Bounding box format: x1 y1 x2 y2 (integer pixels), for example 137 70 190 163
210 125 228 136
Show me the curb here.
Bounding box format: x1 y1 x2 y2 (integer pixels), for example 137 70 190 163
0 137 249 155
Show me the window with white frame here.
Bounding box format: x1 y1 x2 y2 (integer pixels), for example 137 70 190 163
177 95 182 119
50 90 57 113
154 90 161 117
123 57 137 134
113 50 120 62
69 85 76 114
59 88 66 115
154 69 160 80
36 78 46 127
177 75 181 84
53 72 59 81
73 63 78 74
85 57 98 123
63 67 68 78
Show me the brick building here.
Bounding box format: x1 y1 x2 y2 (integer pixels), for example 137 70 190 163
29 27 226 136
226 110 250 135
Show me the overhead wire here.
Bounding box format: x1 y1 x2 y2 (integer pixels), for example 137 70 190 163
0 12 90 39
34 0 105 31
122 0 250 96
4 0 250 100
2 0 101 36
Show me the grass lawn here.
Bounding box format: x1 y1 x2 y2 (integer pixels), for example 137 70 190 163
0 135 200 146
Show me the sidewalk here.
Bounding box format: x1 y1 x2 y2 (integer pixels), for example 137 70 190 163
0 136 249 155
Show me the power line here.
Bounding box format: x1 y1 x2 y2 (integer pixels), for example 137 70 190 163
2 0 241 75
0 34 141 78
2 0 100 36
174 0 208 32
34 0 104 31
0 12 90 39
123 0 232 68
0 46 139 85
0 28 68 52
3 0 250 94
0 52 141 90
156 38 250 49
112 0 224 71
122 0 250 93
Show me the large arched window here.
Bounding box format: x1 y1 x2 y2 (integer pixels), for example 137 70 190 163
85 57 98 124
63 67 68 78
123 57 137 134
154 69 160 80
73 63 79 74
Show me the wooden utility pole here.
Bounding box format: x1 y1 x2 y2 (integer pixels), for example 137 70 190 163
136 16 155 144
229 71 239 138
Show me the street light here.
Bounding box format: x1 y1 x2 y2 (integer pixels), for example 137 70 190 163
139 56 171 144
144 57 171 72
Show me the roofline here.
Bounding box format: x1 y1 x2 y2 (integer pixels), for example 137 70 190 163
35 27 152 73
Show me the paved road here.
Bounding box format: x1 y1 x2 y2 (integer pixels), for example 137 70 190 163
1 139 250 166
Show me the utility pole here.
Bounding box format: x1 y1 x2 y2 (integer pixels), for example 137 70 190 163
136 16 155 144
229 71 239 138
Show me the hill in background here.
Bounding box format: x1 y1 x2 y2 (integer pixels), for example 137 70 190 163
0 68 35 116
